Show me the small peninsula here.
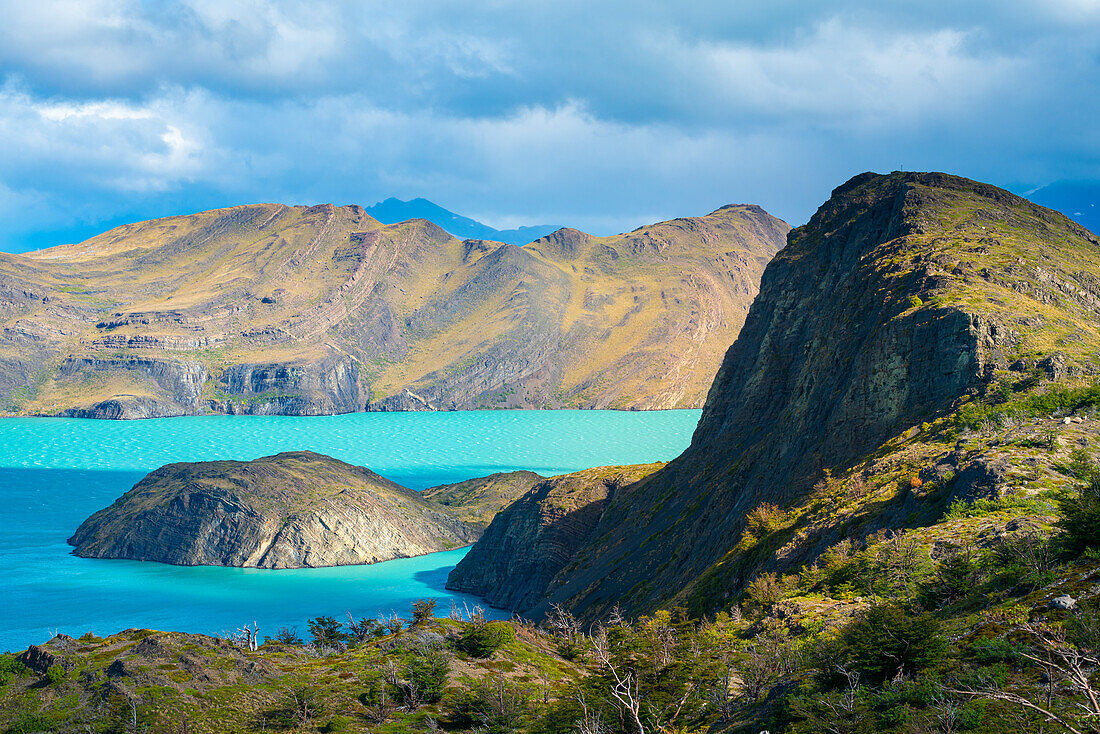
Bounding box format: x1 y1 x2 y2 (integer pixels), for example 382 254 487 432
68 451 479 569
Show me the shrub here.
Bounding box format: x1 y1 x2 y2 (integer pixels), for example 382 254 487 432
271 626 303 645
45 664 65 686
446 676 531 733
991 531 1057 589
458 621 515 658
745 503 786 538
954 382 1100 432
0 653 27 684
839 604 948 683
407 647 451 703
928 548 981 605
320 715 353 732
942 492 1049 521
745 572 783 611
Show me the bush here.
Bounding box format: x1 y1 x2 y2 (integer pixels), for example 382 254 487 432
927 548 981 605
458 621 515 658
839 604 948 683
744 503 787 538
407 647 451 703
942 492 1049 521
1055 451 1100 557
271 626 304 645
320 715 353 732
745 572 783 611
446 676 531 733
0 653 27 684
45 664 65 686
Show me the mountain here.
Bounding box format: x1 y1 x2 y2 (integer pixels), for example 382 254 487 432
365 197 561 245
453 171 1100 622
69 451 479 568
0 202 788 418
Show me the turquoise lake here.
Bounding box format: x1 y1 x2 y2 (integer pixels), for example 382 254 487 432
0 409 701 652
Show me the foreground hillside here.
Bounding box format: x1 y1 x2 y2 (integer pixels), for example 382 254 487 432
0 203 787 417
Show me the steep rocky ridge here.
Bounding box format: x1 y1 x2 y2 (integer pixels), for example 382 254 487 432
69 451 478 568
0 202 788 417
454 172 1100 622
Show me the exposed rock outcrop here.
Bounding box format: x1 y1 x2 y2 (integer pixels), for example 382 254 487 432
69 451 478 568
212 356 364 415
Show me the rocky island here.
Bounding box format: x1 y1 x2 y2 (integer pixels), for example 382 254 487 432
69 451 482 568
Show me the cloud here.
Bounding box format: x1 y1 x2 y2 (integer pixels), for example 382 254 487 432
0 0 1097 251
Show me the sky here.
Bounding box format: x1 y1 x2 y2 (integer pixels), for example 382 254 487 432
0 0 1098 252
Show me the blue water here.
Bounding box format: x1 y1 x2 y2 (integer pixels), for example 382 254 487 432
0 410 700 651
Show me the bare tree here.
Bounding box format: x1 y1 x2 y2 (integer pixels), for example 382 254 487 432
949 621 1100 734
590 625 647 734
233 621 259 652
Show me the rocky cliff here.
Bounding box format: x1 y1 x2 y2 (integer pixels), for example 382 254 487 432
452 172 1100 621
69 451 478 568
0 202 788 417
445 464 663 613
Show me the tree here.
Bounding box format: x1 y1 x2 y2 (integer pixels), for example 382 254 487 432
839 604 947 683
271 626 303 645
1055 451 1100 557
307 616 348 651
950 619 1100 734
412 598 437 627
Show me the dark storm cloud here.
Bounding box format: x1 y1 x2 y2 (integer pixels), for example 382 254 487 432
0 0 1097 251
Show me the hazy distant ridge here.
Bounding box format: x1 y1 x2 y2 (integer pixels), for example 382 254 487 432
365 197 561 246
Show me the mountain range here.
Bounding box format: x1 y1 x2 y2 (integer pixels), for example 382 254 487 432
0 202 788 417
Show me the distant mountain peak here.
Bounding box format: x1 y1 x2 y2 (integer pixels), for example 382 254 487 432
364 197 562 246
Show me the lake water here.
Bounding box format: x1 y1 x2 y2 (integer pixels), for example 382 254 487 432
0 409 700 651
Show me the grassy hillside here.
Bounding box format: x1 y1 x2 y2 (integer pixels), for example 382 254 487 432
0 202 787 417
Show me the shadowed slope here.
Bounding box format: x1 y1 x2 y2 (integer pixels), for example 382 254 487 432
452 172 1100 622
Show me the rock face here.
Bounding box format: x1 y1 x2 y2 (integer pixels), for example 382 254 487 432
211 356 364 415
452 172 1100 621
68 451 478 568
445 465 664 613
423 471 545 529
0 202 788 417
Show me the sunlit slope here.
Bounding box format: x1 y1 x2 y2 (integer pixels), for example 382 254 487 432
0 202 787 417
